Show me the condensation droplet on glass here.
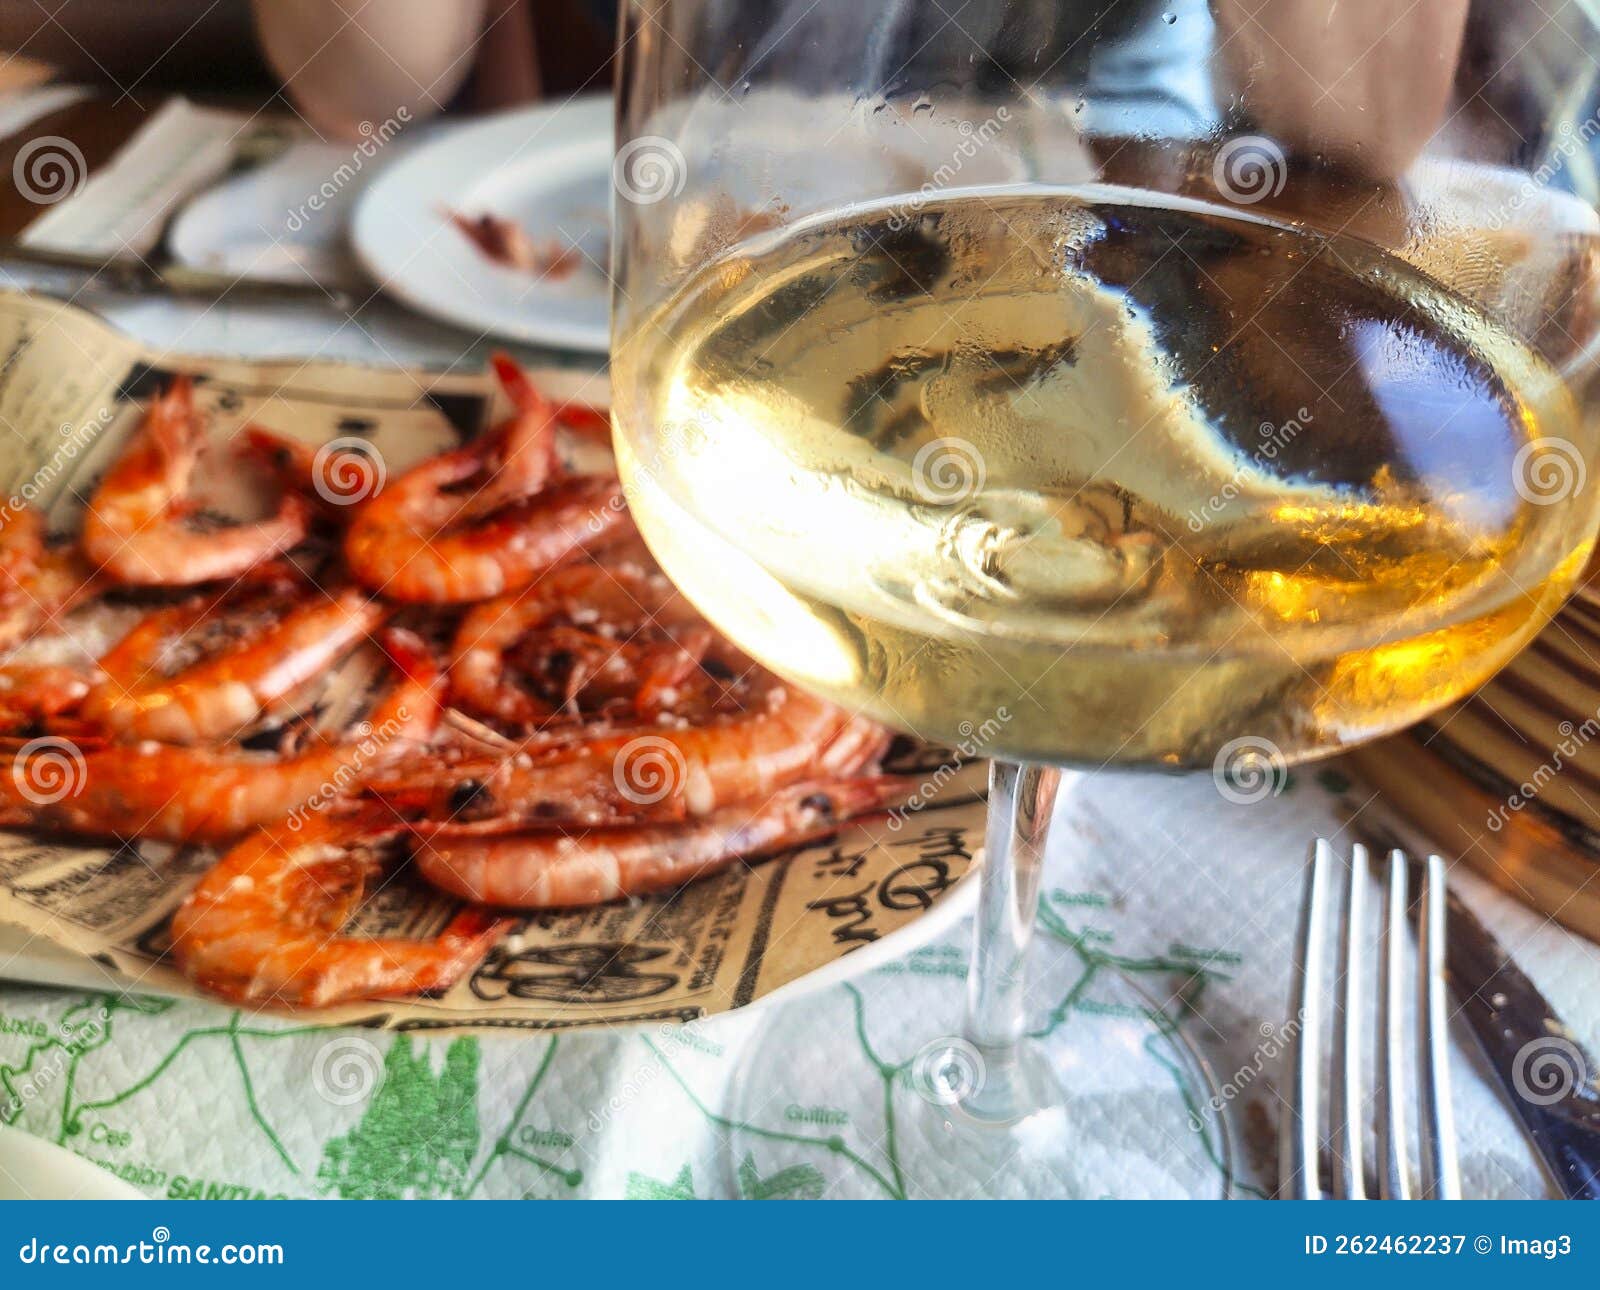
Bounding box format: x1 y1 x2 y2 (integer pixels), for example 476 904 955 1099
1162 10 1176 23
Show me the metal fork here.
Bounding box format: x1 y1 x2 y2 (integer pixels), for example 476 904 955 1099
1278 839 1461 1199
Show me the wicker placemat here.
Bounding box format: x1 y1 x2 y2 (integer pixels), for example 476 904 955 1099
1348 566 1600 940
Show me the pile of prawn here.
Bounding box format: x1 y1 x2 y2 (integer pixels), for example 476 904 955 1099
0 358 899 1011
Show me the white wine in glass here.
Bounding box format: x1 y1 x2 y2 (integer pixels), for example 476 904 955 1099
615 190 1595 766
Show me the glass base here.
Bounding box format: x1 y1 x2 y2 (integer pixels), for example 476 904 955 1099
717 958 1238 1199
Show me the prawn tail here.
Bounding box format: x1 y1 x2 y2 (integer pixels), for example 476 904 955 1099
489 351 546 416
305 905 509 1006
423 908 514 990
441 906 513 959
308 909 510 1007
812 774 918 823
148 375 199 462
489 351 560 488
817 717 895 778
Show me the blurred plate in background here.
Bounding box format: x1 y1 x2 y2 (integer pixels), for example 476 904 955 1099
352 96 612 353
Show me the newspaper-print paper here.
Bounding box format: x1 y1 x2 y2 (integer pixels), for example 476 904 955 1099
0 290 984 1031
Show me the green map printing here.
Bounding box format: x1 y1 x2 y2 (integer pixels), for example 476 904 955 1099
0 889 1250 1198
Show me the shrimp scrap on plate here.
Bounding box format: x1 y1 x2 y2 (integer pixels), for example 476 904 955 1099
444 209 585 279
0 354 908 1009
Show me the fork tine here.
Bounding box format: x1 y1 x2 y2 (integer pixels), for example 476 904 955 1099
1331 843 1367 1199
1417 853 1462 1199
1377 849 1411 1199
1281 838 1331 1199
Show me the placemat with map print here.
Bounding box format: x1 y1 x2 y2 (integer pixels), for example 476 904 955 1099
0 765 1567 1198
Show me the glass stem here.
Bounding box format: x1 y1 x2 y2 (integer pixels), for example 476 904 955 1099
960 759 1060 1122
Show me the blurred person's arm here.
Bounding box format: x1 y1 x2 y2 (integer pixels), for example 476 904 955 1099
251 0 491 137
1212 0 1469 179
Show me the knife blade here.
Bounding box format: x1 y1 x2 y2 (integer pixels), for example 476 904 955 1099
1445 887 1600 1199
0 244 360 309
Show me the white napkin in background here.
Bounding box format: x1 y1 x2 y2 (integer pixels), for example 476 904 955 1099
0 84 93 146
20 99 241 258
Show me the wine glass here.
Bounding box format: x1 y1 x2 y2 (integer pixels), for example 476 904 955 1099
609 0 1600 1196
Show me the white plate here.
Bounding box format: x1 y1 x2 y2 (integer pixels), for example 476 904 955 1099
351 98 613 352
0 1124 143 1200
171 141 376 288
0 923 135 993
350 89 1041 355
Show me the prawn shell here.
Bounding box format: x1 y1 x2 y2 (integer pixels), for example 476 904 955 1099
347 474 627 604
411 776 909 909
171 812 508 1008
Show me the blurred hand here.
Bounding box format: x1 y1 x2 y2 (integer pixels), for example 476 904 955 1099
1213 0 1469 179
